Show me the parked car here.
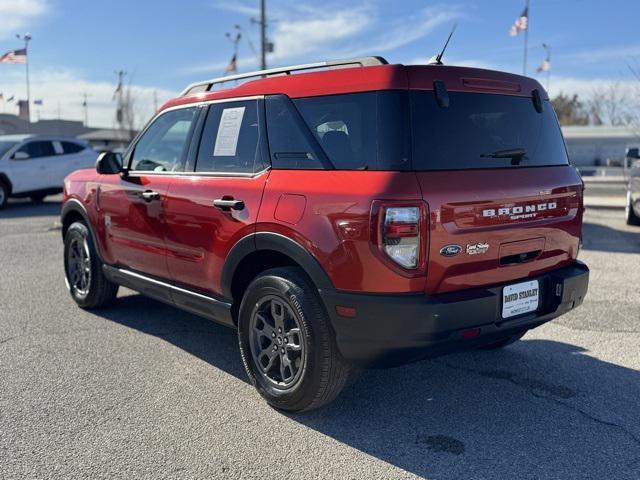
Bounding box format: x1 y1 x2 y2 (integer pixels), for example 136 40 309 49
0 134 98 209
625 147 640 225
60 57 589 411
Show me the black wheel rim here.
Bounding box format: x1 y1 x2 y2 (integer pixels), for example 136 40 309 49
249 295 306 389
0 187 5 205
67 237 91 296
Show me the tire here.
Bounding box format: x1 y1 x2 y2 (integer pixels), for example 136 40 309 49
63 221 118 309
0 181 8 210
238 267 352 412
625 191 640 226
478 331 526 350
30 193 47 203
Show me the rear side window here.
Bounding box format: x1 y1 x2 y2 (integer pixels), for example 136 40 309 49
195 100 263 173
61 141 85 154
411 91 569 170
16 141 56 158
293 92 410 171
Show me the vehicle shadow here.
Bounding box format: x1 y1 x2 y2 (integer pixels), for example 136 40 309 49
0 199 62 219
93 292 640 480
582 221 640 254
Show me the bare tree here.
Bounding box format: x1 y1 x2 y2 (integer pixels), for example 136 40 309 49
589 82 632 126
551 93 589 125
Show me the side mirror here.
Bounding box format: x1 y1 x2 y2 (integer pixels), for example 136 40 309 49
12 151 30 160
96 151 124 175
625 147 640 159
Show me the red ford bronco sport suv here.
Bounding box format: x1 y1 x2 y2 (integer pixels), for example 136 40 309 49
61 56 589 412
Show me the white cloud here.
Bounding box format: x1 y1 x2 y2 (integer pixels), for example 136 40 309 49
0 68 176 128
548 76 639 101
270 6 372 60
213 0 260 17
560 44 640 65
361 6 460 55
0 0 47 40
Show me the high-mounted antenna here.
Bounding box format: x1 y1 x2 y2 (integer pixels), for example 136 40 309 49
427 24 457 65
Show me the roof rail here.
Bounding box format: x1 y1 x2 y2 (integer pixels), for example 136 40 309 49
180 56 388 96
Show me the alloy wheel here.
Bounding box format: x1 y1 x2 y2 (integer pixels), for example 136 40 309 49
67 237 91 296
249 295 306 388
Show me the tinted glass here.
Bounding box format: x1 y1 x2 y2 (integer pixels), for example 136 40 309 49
17 141 56 158
196 100 262 173
411 91 569 170
61 141 85 154
265 95 326 169
0 141 17 157
292 91 410 171
130 107 197 172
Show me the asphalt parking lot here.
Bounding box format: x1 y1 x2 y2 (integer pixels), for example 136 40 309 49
1 196 639 480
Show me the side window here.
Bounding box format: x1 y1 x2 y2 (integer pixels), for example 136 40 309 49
195 100 263 173
265 95 326 170
130 107 197 172
292 92 410 171
16 141 56 159
61 141 86 154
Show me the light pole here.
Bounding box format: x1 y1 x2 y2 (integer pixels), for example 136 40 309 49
16 33 32 125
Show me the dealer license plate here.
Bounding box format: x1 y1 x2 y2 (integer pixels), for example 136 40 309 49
502 280 539 319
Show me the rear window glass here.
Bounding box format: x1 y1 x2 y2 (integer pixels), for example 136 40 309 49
292 91 410 171
61 141 85 154
411 91 568 170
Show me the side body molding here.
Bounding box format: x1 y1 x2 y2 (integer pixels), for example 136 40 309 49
220 232 335 300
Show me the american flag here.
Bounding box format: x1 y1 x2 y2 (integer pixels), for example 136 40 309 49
0 48 27 64
224 53 237 74
537 59 551 73
509 7 529 37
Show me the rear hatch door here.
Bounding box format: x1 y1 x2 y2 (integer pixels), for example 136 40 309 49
408 68 583 294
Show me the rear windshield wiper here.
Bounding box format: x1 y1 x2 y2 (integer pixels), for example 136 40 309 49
480 148 527 165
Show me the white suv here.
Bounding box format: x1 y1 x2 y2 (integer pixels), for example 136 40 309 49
0 134 98 209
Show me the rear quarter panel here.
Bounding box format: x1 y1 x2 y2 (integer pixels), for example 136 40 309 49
258 170 426 293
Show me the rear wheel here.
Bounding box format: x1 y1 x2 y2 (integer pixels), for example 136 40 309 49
0 181 8 210
238 267 352 412
64 221 118 308
479 331 526 350
626 191 640 226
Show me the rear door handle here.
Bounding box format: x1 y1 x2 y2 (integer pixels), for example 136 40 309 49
213 198 245 211
141 190 160 202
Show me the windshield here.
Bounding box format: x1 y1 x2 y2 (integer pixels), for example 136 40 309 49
411 91 569 170
0 141 18 158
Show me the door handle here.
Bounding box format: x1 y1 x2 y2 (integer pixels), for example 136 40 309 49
213 198 245 211
140 190 160 202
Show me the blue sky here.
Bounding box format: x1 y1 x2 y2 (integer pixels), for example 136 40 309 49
1 0 639 127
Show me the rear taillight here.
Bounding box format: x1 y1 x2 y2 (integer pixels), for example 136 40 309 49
371 202 427 275
383 207 421 269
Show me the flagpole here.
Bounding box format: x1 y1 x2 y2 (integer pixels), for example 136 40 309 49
523 0 529 75
546 44 551 92
16 33 32 127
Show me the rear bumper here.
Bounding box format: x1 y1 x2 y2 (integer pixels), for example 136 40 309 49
320 261 589 368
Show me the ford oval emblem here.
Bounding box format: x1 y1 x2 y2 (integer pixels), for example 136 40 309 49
440 244 462 257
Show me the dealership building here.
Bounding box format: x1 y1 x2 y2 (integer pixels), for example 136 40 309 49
561 126 638 167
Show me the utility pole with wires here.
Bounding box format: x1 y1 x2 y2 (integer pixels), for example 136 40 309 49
16 33 32 126
251 0 273 70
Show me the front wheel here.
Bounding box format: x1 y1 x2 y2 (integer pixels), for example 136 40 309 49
0 182 8 210
64 221 118 308
626 191 640 226
238 267 352 412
